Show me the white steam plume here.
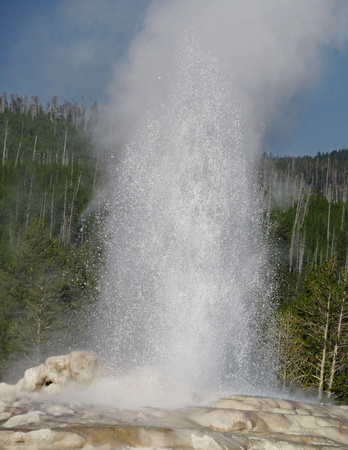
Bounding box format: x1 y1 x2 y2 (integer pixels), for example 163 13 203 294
100 0 348 152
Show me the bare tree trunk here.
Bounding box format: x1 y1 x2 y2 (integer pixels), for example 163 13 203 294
333 167 338 203
40 190 47 222
327 297 345 398
16 197 19 222
26 175 34 228
62 127 67 166
341 203 346 232
298 233 306 274
15 140 22 168
318 294 331 402
325 154 330 201
285 163 290 196
331 228 335 257
299 187 311 229
341 183 346 231
32 135 38 162
326 191 331 260
289 219 298 273
39 200 43 222
50 185 55 239
61 178 68 243
289 177 304 272
70 154 74 186
313 240 319 267
2 119 8 166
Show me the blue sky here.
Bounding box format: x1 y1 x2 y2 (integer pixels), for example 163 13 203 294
0 0 150 108
0 0 347 157
272 48 348 157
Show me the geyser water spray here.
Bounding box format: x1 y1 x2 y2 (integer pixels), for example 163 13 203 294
90 0 348 407
92 36 276 406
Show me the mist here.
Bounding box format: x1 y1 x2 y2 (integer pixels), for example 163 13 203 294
99 0 348 153
89 0 348 407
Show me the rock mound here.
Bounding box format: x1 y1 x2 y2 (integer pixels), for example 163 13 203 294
0 351 106 401
0 353 347 448
22 351 107 393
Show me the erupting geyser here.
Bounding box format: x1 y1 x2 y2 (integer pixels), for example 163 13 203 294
92 36 275 407
90 0 348 407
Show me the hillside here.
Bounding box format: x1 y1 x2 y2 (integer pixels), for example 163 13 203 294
261 151 348 402
0 95 101 379
261 151 348 297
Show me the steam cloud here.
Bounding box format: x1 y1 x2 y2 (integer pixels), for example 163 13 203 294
101 0 348 152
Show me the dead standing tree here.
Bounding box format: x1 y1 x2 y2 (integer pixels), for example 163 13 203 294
295 257 347 401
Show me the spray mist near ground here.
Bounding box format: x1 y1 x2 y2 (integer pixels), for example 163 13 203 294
89 0 348 408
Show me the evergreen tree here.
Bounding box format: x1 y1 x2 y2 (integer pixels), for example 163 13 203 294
0 221 72 368
0 95 103 381
280 258 348 402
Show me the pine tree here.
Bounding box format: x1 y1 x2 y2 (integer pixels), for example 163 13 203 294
0 220 73 368
290 258 348 402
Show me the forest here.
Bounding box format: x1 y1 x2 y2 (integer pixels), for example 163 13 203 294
0 93 102 380
0 92 347 404
262 151 348 402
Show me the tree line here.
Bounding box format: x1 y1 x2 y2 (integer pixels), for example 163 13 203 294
0 94 102 380
261 152 348 403
0 92 99 131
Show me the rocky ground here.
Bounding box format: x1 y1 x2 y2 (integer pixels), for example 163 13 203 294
0 352 347 449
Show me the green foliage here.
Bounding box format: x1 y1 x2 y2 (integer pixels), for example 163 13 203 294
0 221 70 364
0 96 103 381
263 151 348 403
277 258 348 403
